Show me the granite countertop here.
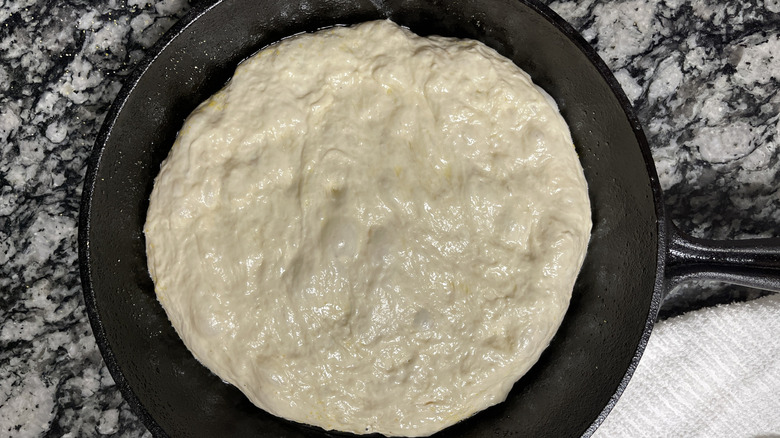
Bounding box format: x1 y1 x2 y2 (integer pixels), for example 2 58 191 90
1 0 778 436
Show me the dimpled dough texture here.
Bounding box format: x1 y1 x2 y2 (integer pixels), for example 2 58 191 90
145 20 591 437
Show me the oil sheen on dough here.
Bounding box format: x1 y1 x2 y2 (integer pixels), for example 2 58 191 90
145 20 591 437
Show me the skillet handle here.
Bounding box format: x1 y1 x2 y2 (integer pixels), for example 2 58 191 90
665 219 780 294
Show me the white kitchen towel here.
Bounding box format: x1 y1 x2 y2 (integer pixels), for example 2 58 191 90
595 292 780 438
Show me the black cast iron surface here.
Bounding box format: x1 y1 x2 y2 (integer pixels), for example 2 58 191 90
80 0 777 436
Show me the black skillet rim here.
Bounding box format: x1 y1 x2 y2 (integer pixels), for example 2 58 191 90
77 0 667 436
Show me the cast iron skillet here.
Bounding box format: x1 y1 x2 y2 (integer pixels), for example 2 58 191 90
78 0 780 436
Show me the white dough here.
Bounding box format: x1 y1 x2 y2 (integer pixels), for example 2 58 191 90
145 20 591 437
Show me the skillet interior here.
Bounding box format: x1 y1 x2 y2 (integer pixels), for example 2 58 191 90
79 0 663 436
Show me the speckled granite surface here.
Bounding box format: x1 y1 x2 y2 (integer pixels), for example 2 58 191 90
1 0 777 436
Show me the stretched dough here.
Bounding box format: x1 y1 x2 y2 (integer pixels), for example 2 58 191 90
145 20 591 437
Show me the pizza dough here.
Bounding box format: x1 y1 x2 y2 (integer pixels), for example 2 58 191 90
145 20 591 437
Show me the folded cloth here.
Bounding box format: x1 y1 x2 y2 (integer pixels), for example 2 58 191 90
595 293 780 437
